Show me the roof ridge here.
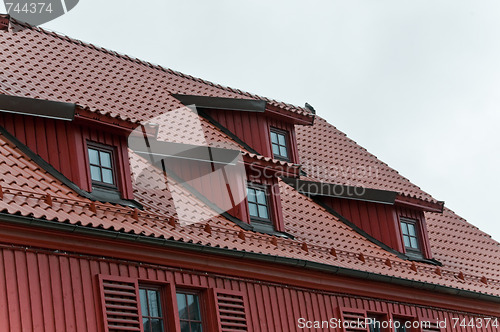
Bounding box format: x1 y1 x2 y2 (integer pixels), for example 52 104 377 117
7 16 308 115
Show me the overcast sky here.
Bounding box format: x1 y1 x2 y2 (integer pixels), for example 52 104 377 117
3 0 499 241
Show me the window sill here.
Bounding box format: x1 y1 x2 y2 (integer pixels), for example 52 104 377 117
273 155 291 162
250 220 294 239
90 187 143 209
406 255 442 266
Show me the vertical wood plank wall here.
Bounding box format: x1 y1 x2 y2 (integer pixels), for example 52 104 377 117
205 109 299 164
321 197 403 251
0 246 495 332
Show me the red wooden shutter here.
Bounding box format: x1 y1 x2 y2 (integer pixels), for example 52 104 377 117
98 275 142 332
339 307 368 332
215 290 248 331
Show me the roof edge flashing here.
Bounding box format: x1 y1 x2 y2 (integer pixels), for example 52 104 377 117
173 94 266 112
282 177 398 205
0 94 75 121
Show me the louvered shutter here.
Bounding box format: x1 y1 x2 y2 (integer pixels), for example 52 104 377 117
215 290 248 332
98 275 142 332
339 308 368 332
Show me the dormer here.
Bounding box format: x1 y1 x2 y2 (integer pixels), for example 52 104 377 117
283 178 444 262
161 95 313 234
131 122 301 234
0 94 137 207
173 94 314 165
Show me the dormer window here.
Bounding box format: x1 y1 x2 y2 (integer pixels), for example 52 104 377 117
400 218 420 251
87 143 116 188
270 128 289 161
247 184 271 223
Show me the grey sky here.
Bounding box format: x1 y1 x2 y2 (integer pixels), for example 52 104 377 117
2 0 499 241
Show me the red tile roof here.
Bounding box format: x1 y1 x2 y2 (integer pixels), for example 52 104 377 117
296 117 500 282
0 16 312 124
0 16 499 297
296 117 436 203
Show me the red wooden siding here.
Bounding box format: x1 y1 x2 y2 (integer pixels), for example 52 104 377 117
204 109 299 163
0 245 496 332
204 109 271 158
321 197 433 258
321 197 402 250
0 113 134 199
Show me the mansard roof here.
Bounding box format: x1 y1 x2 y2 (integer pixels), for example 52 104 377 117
0 15 498 299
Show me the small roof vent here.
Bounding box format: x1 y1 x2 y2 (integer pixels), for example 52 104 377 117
305 102 316 114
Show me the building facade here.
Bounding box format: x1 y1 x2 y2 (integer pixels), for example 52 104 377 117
0 15 499 332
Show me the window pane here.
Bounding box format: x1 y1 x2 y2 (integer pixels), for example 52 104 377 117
258 205 268 219
143 318 150 332
151 319 163 332
255 190 267 205
191 322 203 332
407 224 416 236
279 146 288 157
102 168 114 184
88 148 99 165
139 289 148 316
187 294 201 321
180 321 190 332
271 132 278 144
401 222 408 235
100 151 112 168
368 318 381 332
177 293 188 320
410 237 419 249
278 133 286 145
397 325 407 332
90 165 101 182
272 144 280 155
247 188 256 203
148 290 160 317
403 235 411 247
248 203 258 217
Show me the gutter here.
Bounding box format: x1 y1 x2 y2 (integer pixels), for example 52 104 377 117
0 212 498 304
